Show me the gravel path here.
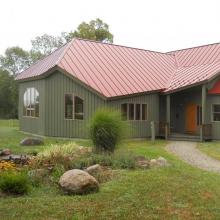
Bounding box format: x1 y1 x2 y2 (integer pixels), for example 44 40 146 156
166 141 220 173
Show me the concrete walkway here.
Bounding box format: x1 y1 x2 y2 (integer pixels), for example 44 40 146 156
166 141 220 173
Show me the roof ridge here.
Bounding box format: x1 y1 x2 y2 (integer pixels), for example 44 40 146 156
74 37 173 56
56 39 75 65
167 42 220 53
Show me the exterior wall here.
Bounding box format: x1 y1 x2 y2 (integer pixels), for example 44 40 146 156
44 71 106 138
19 79 46 135
19 71 159 138
108 94 159 138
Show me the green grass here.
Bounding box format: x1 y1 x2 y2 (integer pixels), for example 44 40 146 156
1 122 220 219
198 141 220 161
0 121 91 154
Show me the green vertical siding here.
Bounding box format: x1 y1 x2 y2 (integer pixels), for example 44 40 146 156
44 71 106 138
108 94 159 138
19 79 46 135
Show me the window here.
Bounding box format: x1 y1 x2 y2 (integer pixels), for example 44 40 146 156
64 94 84 120
197 105 202 125
129 104 134 120
142 104 148 120
74 96 84 120
135 104 141 120
121 103 148 121
212 104 220 122
23 88 39 117
121 104 127 120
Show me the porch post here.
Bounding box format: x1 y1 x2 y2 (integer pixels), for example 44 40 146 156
166 95 170 139
200 84 207 141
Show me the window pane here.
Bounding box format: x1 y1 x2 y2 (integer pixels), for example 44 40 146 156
214 113 220 121
214 105 220 112
121 104 127 120
197 106 202 125
129 104 134 120
135 104 141 120
65 94 73 119
74 96 84 120
142 104 148 120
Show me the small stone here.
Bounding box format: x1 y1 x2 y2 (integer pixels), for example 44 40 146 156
150 159 158 167
20 138 44 146
0 149 11 156
86 164 102 176
135 156 150 169
59 169 99 195
157 156 169 167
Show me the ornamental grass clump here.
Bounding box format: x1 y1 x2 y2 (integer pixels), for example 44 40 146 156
89 109 128 153
0 171 30 195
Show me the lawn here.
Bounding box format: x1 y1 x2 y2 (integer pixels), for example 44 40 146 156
1 122 220 219
198 141 220 161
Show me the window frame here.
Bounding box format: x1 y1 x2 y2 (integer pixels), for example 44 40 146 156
211 104 220 122
64 93 84 120
121 103 148 121
23 88 40 118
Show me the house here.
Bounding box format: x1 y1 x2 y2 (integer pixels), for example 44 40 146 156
16 38 220 140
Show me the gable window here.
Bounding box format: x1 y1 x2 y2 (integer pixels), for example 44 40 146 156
65 94 84 120
23 88 39 117
121 103 148 121
212 104 220 122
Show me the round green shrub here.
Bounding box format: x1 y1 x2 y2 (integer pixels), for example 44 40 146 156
89 108 127 152
0 171 30 195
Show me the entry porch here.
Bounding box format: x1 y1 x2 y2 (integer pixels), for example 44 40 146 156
158 85 212 141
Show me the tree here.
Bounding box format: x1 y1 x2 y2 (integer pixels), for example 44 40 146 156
64 18 113 43
0 69 18 118
0 47 31 75
30 34 65 60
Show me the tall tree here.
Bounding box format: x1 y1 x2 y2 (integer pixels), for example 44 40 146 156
30 34 65 60
64 18 113 43
0 47 31 75
0 69 18 118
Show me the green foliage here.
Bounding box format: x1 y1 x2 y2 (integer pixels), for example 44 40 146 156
0 171 30 195
64 18 113 43
30 143 90 170
0 69 18 118
30 34 65 60
0 47 31 75
90 108 127 152
73 152 136 170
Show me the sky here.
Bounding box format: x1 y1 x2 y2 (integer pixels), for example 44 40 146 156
0 0 220 54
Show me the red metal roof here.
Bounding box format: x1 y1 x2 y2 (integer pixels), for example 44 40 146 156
16 39 220 97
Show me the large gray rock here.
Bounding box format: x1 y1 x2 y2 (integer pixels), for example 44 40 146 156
59 169 99 195
20 137 43 146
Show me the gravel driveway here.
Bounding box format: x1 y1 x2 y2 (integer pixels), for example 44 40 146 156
166 141 220 173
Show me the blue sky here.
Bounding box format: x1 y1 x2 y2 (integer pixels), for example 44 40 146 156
0 0 220 54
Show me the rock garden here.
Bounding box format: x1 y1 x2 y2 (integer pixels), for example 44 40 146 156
0 109 169 197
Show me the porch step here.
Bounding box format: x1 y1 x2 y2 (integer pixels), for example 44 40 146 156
168 134 201 142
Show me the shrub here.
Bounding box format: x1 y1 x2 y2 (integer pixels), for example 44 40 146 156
89 108 127 152
0 171 30 195
29 143 90 170
72 152 137 170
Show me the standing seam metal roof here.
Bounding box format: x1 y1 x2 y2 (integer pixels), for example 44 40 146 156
16 38 220 97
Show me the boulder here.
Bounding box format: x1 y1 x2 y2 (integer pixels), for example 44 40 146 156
0 149 11 156
59 169 99 195
157 156 169 167
20 137 43 146
86 164 102 176
135 156 150 169
150 157 169 168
